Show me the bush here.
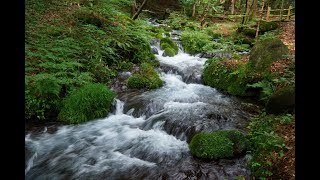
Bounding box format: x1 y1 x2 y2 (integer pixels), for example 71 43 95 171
58 83 115 124
127 63 163 89
180 30 213 54
189 130 247 160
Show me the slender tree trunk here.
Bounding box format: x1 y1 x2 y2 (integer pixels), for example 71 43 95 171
192 0 200 17
131 0 148 20
241 0 249 24
231 0 235 14
255 0 265 41
131 1 137 16
200 3 210 29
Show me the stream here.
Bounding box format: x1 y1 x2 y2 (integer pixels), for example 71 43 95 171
25 27 255 179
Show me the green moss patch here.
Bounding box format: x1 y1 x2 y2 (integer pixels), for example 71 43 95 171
58 83 115 124
248 38 289 72
189 130 248 160
160 37 178 56
127 63 163 89
203 59 261 96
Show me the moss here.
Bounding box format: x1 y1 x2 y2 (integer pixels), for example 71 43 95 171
127 63 163 89
266 86 295 114
189 130 248 160
248 38 289 72
160 38 178 52
58 83 115 124
163 47 176 57
203 60 261 96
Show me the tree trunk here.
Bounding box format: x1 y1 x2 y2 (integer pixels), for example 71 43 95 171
192 0 200 17
200 3 210 29
241 0 249 24
131 0 148 20
255 0 265 41
231 0 235 14
224 0 232 13
131 1 137 16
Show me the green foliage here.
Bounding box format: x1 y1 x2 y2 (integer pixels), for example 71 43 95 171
127 63 164 89
189 130 247 160
247 80 275 102
25 0 156 121
247 112 290 179
58 83 115 124
165 12 196 30
180 30 213 54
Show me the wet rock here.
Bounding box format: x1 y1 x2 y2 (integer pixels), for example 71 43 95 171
266 86 295 114
151 47 159 54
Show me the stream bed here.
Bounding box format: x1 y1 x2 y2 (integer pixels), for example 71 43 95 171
25 32 255 179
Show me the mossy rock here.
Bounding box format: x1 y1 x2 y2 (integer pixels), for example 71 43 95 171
160 37 178 52
58 83 115 124
248 38 289 72
241 27 257 38
266 86 295 114
163 47 176 57
259 21 279 33
189 130 248 160
203 60 261 96
127 63 163 89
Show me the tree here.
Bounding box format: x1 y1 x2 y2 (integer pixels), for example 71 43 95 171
132 0 148 20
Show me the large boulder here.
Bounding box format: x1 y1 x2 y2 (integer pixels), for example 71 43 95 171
248 38 289 72
266 86 295 114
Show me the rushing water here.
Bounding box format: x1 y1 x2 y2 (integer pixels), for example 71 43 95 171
25 33 254 179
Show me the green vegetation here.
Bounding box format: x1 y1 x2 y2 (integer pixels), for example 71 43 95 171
127 63 164 89
189 130 248 160
160 37 179 56
25 0 156 121
58 83 115 124
247 113 293 179
203 59 262 96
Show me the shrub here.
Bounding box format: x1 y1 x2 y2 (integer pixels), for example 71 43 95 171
58 83 115 124
127 63 163 89
180 30 213 54
189 130 247 160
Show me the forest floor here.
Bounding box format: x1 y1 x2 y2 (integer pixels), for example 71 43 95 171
272 20 295 180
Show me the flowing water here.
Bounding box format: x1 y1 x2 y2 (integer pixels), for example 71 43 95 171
25 33 254 179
